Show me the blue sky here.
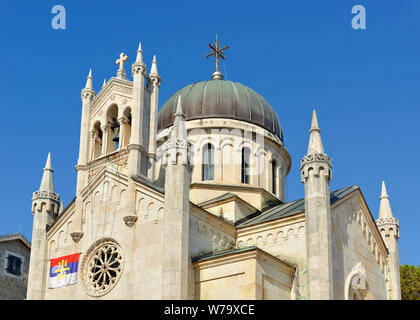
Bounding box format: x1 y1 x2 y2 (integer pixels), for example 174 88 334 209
0 0 418 265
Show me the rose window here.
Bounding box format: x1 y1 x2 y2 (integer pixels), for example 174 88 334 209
82 239 123 297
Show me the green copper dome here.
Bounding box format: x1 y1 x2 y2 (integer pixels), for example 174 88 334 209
157 80 283 141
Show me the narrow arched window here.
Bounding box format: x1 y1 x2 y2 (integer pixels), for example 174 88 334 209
202 143 214 181
272 159 277 195
241 147 250 184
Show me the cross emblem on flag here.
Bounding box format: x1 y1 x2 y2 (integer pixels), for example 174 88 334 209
49 253 80 289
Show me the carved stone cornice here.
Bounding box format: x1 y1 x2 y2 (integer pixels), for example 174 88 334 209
131 62 147 77
81 88 96 100
147 73 161 88
300 153 332 170
32 190 60 202
376 216 399 227
156 131 194 168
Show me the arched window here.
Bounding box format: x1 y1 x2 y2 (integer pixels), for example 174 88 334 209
241 147 250 184
272 159 277 195
202 143 214 181
91 121 103 160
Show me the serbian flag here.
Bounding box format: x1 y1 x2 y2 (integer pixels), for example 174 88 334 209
48 253 80 289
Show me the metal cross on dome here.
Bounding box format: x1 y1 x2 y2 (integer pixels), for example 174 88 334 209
206 35 229 80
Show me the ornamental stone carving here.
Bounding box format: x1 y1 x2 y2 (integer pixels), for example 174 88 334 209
123 215 138 227
70 231 84 243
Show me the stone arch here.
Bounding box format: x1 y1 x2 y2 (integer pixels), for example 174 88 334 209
246 238 254 247
256 236 264 246
49 240 56 257
266 233 274 245
344 262 368 300
147 202 155 218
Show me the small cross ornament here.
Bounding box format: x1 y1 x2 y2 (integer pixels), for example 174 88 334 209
115 52 128 79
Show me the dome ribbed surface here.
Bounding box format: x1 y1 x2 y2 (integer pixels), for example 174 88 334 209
157 80 283 141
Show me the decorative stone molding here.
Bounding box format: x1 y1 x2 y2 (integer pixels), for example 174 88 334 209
300 153 332 168
376 217 399 226
300 153 333 181
156 128 194 168
131 62 147 77
32 190 60 201
70 231 84 243
147 73 161 88
81 88 95 100
123 215 138 227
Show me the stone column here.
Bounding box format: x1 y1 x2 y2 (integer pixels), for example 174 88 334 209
300 111 334 300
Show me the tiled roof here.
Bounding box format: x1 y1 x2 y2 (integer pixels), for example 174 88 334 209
236 185 360 227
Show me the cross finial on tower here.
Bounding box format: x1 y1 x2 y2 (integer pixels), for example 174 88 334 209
115 52 128 79
206 35 229 80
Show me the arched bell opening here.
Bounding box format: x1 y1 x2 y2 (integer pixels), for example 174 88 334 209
91 121 103 160
106 104 119 152
121 107 132 149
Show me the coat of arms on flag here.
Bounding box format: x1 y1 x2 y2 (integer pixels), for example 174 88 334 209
49 253 80 289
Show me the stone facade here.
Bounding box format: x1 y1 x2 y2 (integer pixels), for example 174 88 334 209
26 43 401 300
0 234 31 300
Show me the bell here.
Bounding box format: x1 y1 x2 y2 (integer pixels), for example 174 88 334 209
110 118 120 143
112 126 120 143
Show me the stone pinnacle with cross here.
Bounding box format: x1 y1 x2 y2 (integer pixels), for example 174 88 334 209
115 52 128 79
206 35 229 80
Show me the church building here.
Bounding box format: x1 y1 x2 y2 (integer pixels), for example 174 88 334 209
27 39 401 300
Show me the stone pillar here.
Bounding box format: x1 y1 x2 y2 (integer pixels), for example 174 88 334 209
27 154 60 299
376 181 401 300
101 124 109 156
147 56 161 181
300 111 334 300
159 96 193 300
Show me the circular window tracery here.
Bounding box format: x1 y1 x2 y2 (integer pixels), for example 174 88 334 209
81 238 123 297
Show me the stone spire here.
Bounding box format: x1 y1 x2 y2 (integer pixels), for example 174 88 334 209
150 55 158 75
39 152 55 192
136 42 143 63
376 181 401 300
379 181 393 219
84 68 93 90
102 79 107 88
300 110 334 300
159 95 193 300
307 110 324 155
28 153 60 299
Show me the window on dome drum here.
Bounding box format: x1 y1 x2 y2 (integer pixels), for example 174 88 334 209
272 160 277 195
202 143 214 181
6 254 22 276
241 147 250 184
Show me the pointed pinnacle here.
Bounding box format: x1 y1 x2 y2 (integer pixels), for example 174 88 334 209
102 79 107 88
380 181 389 199
39 152 55 192
175 96 184 117
45 152 52 170
85 68 93 90
309 109 321 133
307 110 325 155
150 55 158 74
379 180 394 219
136 42 143 63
